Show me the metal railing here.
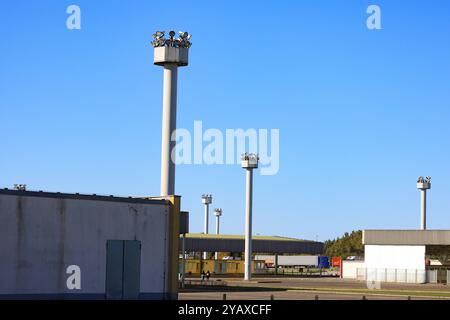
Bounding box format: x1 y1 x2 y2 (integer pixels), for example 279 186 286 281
427 270 438 284
257 268 326 276
180 279 228 288
356 268 427 284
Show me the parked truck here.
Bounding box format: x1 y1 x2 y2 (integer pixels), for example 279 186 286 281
255 255 330 268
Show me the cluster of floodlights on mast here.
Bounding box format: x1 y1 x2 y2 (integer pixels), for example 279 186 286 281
201 194 213 260
152 30 192 196
241 153 259 281
152 30 259 281
417 176 431 230
200 195 224 260
152 31 192 48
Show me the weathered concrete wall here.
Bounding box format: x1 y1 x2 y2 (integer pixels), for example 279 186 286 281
0 191 171 299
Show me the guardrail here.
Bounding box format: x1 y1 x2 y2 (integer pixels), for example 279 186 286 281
256 268 329 276
179 279 228 288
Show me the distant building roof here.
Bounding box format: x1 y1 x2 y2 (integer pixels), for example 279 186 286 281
363 230 450 245
180 233 323 254
0 188 168 206
184 233 311 242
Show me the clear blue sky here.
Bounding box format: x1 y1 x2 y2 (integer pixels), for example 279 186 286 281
1 1 450 241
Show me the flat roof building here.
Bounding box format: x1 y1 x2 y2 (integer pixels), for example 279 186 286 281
180 233 323 255
360 230 450 284
0 188 181 299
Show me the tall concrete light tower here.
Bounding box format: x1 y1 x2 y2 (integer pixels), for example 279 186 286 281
214 208 222 260
241 153 259 281
417 176 431 230
201 194 212 259
214 208 222 235
152 31 191 196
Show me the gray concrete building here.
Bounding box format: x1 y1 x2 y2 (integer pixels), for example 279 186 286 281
0 189 181 299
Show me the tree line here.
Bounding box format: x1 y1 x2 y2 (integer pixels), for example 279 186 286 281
324 230 364 258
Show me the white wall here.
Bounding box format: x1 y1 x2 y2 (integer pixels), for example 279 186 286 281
342 261 365 279
365 245 425 270
364 245 426 283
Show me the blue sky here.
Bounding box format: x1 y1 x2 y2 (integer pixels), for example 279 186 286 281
1 1 450 241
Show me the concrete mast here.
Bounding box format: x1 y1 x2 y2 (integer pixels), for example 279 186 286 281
241 153 259 281
201 194 212 259
214 208 222 260
214 208 222 235
417 176 431 230
153 30 191 196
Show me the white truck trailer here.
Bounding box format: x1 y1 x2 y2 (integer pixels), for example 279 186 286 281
255 255 323 267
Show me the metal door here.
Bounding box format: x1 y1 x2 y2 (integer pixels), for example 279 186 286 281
122 241 141 299
106 240 141 300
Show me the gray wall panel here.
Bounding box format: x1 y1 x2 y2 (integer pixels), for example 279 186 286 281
0 192 170 297
363 230 450 245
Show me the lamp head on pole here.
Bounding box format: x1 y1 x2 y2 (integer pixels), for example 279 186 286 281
201 194 212 204
214 208 222 217
417 176 431 190
152 30 192 48
13 184 27 191
241 153 259 169
152 30 191 66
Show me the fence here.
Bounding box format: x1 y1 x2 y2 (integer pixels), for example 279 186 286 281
357 268 450 284
427 270 437 284
180 279 228 288
356 268 427 284
424 269 450 284
179 259 266 275
259 267 324 276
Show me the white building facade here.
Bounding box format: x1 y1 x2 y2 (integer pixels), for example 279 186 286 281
359 230 450 284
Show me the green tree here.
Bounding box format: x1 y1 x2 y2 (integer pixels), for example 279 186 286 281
324 230 364 258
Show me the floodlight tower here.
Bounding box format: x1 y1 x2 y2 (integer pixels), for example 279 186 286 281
214 208 222 235
214 208 223 260
152 31 191 196
201 194 212 259
241 153 259 281
417 176 431 230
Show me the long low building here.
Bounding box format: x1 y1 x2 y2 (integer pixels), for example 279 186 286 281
180 233 323 255
178 233 324 275
360 230 450 284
